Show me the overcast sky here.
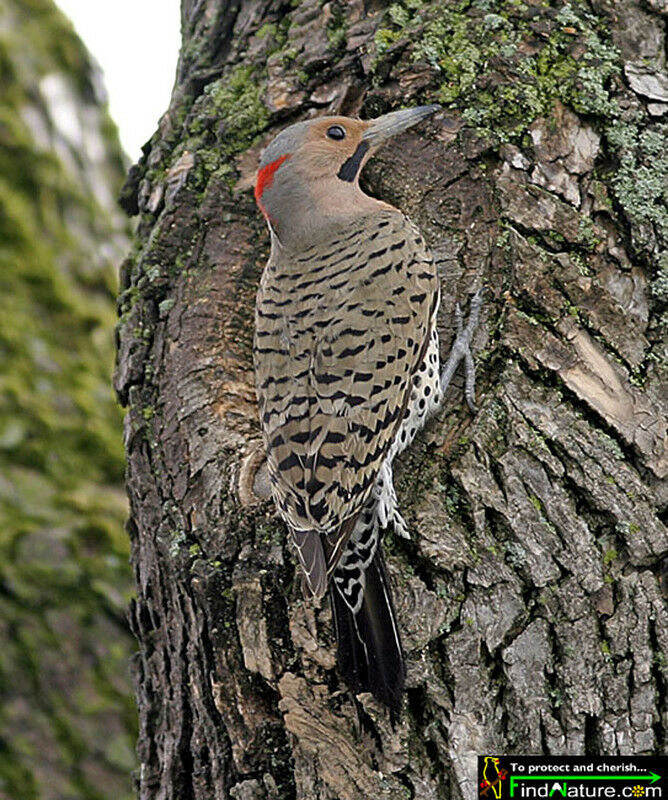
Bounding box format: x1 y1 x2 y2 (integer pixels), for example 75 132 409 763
56 0 182 161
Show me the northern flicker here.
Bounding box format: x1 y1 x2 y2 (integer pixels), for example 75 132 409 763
253 105 482 714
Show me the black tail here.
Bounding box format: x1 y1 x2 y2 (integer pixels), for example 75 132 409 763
330 550 405 717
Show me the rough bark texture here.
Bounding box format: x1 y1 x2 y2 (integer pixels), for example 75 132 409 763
116 1 668 798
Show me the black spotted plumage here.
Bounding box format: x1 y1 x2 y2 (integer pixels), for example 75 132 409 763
252 106 444 715
254 210 438 576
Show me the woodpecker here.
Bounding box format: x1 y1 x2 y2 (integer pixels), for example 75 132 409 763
253 106 481 715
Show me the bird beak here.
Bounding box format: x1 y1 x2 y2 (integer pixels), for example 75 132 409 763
362 104 441 145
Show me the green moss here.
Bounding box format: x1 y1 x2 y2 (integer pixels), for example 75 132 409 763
184 64 270 190
256 17 292 55
374 27 402 56
372 0 620 142
326 3 348 51
191 65 267 151
0 1 135 796
256 23 278 39
255 516 284 547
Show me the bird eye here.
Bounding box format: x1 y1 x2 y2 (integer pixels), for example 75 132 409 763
326 125 346 141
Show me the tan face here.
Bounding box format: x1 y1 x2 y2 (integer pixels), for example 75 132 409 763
291 116 372 181
254 106 440 239
256 106 440 197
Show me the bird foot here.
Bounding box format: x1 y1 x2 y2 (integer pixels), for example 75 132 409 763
439 288 485 413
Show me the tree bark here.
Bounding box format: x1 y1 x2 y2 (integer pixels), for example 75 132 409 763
115 1 668 798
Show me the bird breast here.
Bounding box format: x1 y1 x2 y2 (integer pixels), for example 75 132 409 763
253 207 438 534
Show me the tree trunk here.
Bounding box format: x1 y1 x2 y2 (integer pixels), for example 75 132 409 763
115 1 668 797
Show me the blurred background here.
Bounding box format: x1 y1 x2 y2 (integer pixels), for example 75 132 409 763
0 0 179 797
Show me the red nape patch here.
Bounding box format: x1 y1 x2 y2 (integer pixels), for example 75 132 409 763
254 154 291 215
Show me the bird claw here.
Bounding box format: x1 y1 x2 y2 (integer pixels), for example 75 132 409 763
439 288 485 413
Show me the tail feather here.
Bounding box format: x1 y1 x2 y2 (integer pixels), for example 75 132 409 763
292 529 327 599
331 549 405 717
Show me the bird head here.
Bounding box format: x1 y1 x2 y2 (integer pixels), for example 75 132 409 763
254 105 440 247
